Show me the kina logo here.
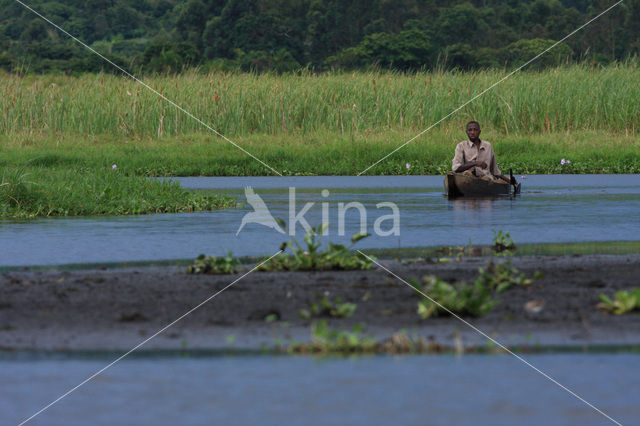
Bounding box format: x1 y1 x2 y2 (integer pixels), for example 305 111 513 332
235 187 286 236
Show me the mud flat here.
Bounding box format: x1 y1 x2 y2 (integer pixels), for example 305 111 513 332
1 254 639 352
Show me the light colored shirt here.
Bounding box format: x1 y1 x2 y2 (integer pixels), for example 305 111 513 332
452 140 502 178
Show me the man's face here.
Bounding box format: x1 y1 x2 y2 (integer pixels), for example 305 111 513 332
466 123 481 141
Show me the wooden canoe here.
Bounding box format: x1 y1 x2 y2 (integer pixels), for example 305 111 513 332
444 172 521 197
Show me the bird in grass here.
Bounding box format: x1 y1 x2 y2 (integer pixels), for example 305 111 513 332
236 187 286 236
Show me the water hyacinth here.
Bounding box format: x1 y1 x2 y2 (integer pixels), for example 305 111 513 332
112 164 117 170
405 163 411 170
560 158 571 165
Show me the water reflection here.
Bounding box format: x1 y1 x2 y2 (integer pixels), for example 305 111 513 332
449 197 498 211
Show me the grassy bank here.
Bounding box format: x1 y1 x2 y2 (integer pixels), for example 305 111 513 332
0 166 235 218
1 130 638 175
2 65 639 176
1 66 638 217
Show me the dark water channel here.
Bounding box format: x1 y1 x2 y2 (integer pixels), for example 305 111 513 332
1 175 639 267
2 352 639 425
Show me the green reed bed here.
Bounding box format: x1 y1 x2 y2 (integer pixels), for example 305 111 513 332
2 130 638 176
1 65 639 187
2 64 640 138
0 166 235 218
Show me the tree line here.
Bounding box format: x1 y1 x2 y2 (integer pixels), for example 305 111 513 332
1 0 639 74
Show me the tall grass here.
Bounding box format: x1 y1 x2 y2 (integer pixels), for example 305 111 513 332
2 64 640 138
0 165 34 209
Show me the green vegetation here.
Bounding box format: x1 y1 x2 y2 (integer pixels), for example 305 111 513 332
184 226 371 274
367 241 640 260
598 289 640 315
476 260 541 293
0 165 234 218
492 229 516 254
288 323 452 355
299 295 357 319
411 260 536 319
2 66 640 176
2 63 638 217
413 275 495 319
260 225 373 271
3 0 640 73
288 321 377 354
3 66 640 137
186 252 238 274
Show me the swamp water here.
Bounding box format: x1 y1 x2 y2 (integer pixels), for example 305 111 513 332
1 175 639 267
2 352 639 425
2 175 639 425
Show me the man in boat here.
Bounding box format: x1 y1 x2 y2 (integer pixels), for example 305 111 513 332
452 121 517 187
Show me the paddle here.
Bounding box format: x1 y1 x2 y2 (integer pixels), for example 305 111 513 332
509 168 521 195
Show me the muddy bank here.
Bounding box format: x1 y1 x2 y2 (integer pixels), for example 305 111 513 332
1 255 639 351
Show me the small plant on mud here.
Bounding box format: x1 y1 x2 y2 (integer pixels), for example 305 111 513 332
288 320 376 354
262 223 373 271
476 260 538 293
299 294 357 319
411 261 540 319
412 275 494 319
492 229 516 254
186 252 238 274
436 244 470 258
597 289 640 315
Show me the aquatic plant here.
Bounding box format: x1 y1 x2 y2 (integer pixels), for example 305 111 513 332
413 275 494 319
436 240 476 259
412 261 539 319
186 252 238 274
299 294 357 319
0 166 236 218
597 289 640 315
3 65 640 139
288 320 376 354
492 229 516 254
376 332 447 354
289 325 452 355
261 224 373 271
476 260 537 293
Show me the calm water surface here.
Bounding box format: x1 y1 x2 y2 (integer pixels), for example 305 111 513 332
1 175 639 266
1 353 638 425
2 176 639 426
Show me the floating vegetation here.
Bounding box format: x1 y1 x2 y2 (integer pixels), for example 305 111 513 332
186 226 372 275
0 166 235 218
411 260 539 319
477 260 540 293
186 252 238 275
260 224 373 271
492 229 516 255
412 275 494 319
288 323 462 355
598 289 640 315
288 321 377 354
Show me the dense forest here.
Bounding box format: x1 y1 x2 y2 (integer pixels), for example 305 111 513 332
1 0 639 73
